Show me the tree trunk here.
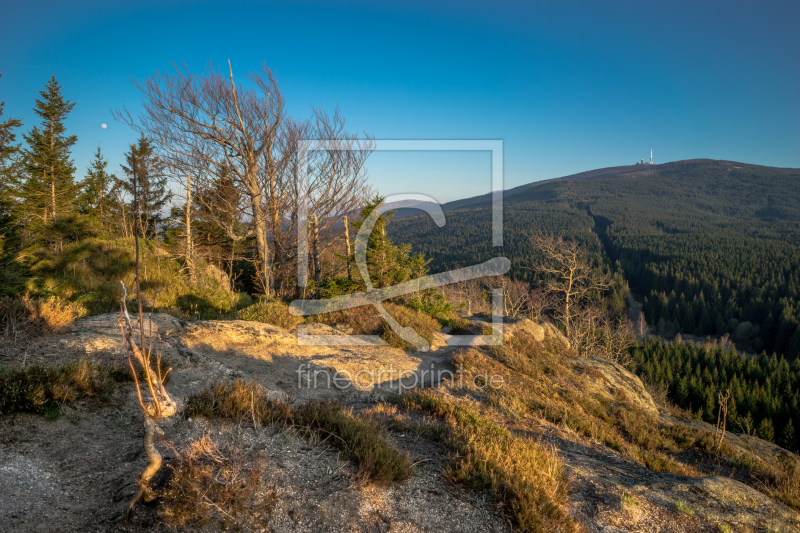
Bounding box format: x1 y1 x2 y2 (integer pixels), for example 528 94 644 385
131 148 146 353
43 169 48 224
252 198 271 297
125 415 162 519
50 119 57 224
185 174 195 283
313 214 321 284
344 215 352 281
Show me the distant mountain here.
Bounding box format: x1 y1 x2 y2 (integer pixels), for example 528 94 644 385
389 163 659 217
389 159 800 358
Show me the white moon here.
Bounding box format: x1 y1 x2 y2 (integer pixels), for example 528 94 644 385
101 123 107 129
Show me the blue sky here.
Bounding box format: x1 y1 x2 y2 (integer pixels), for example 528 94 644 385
1 0 798 202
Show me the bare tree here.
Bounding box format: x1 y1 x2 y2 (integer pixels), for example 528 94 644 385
114 61 372 295
714 389 731 451
118 149 175 518
184 174 195 282
443 276 486 315
635 311 648 336
528 234 610 338
485 276 535 318
567 302 637 363
597 315 638 366
568 301 607 356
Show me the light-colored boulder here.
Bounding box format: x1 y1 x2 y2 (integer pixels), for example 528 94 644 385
505 318 546 341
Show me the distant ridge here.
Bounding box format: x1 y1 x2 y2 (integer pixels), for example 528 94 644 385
388 159 800 217
390 163 653 217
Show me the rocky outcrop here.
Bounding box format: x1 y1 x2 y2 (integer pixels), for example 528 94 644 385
2 313 798 533
504 317 571 348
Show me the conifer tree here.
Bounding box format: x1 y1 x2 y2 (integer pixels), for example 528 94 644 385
119 135 171 238
0 74 22 180
350 193 429 289
0 73 22 220
16 76 78 239
757 418 775 442
80 145 116 229
0 73 24 293
191 169 246 273
781 419 796 451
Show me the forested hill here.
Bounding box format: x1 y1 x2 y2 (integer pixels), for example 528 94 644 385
388 159 800 358
389 163 651 218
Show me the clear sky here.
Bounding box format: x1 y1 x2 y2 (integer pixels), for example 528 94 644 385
1 0 798 203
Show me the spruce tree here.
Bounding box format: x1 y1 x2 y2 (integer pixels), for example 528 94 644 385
350 193 429 289
699 308 712 336
80 145 116 229
780 419 796 451
0 73 22 223
683 307 696 333
0 73 22 180
0 73 24 294
119 135 171 237
757 417 775 442
17 76 78 239
191 168 246 271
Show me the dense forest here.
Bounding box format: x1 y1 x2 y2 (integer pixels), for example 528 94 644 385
389 160 800 359
633 338 799 453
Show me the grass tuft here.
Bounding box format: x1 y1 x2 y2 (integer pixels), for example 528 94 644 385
0 360 132 417
185 380 413 483
399 390 578 533
236 299 304 329
309 302 440 350
0 294 86 341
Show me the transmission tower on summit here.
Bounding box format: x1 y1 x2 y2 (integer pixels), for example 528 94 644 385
650 149 653 164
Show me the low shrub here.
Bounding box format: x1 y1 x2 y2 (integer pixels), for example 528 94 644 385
310 302 440 350
0 294 86 341
160 435 277 530
380 303 441 349
399 390 578 533
18 237 244 319
0 360 130 417
236 299 304 329
185 380 413 483
675 501 695 516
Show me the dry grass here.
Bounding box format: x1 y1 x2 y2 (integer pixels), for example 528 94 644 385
160 434 277 531
399 390 577 533
310 302 440 350
755 453 800 511
449 329 800 514
185 380 413 483
0 294 86 341
293 400 413 483
362 402 448 441
236 299 304 329
0 359 131 417
457 331 701 477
